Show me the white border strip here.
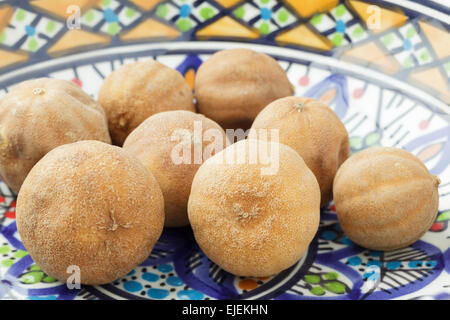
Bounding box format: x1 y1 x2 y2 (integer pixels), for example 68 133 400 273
0 41 448 114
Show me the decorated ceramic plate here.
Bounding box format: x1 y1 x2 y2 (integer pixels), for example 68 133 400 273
0 0 449 300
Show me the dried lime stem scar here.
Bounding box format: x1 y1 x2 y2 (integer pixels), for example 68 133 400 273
433 175 441 187
293 102 305 112
32 88 45 95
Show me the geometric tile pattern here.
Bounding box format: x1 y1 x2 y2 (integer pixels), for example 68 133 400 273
0 7 63 52
232 0 296 35
382 20 434 68
82 0 142 35
309 3 369 47
0 0 448 104
0 1 448 100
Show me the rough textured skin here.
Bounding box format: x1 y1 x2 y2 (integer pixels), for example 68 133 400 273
188 139 320 277
333 147 440 251
98 60 195 145
194 49 294 130
16 141 164 285
0 78 111 193
251 96 350 207
123 111 228 227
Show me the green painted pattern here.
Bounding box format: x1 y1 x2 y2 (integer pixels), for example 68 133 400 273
20 271 44 284
437 210 450 222
334 4 347 18
350 136 363 150
83 10 96 23
403 56 414 68
234 6 245 20
45 20 56 33
420 49 430 62
30 265 41 271
310 14 323 26
200 7 215 20
444 62 450 73
1 259 14 267
27 38 39 51
277 8 289 23
304 271 349 296
156 4 169 18
352 25 364 39
14 250 28 259
323 272 338 281
176 18 192 32
15 8 27 22
324 281 346 294
106 22 120 35
305 274 321 284
310 286 325 295
259 22 270 35
42 275 57 283
0 245 10 254
19 265 58 285
405 25 416 38
125 7 136 18
364 131 381 146
331 33 344 46
382 33 394 46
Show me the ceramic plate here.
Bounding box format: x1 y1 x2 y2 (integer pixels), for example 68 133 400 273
0 0 449 300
